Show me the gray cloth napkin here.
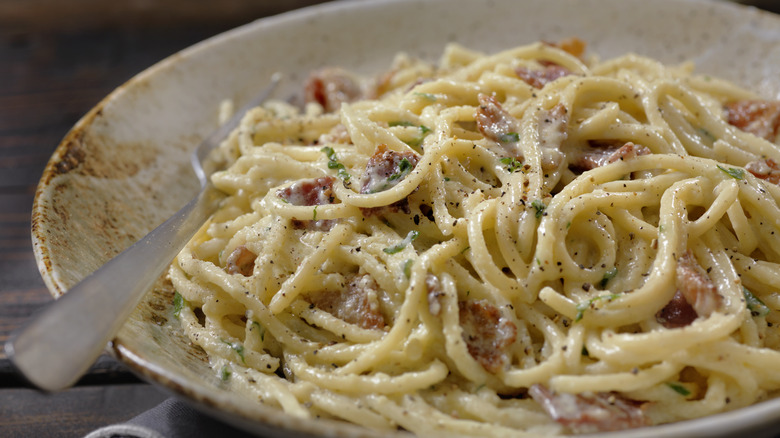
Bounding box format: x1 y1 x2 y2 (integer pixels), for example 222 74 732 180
84 398 259 438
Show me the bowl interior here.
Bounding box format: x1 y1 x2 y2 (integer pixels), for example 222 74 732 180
31 0 780 436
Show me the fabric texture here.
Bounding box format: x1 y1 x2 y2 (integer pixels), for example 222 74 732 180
83 398 259 438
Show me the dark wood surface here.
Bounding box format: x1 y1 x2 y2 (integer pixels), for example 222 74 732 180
0 2 329 437
2 1 778 437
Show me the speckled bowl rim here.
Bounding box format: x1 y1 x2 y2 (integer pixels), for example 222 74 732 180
31 0 780 436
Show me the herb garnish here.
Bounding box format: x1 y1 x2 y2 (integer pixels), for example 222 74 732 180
600 267 618 289
666 382 691 396
384 230 419 254
500 157 523 173
388 158 414 183
499 132 520 143
531 199 546 218
389 121 416 128
173 291 187 318
575 293 621 321
403 259 414 279
220 365 232 381
743 287 770 317
389 121 431 148
251 321 266 342
414 92 437 101
321 146 351 181
221 339 246 364
717 165 745 180
698 127 716 143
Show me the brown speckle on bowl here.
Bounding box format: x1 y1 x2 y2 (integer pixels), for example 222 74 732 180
54 134 87 175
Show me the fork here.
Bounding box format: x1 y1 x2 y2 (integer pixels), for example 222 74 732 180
5 74 281 392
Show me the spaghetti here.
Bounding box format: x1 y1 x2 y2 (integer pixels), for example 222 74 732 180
170 39 780 435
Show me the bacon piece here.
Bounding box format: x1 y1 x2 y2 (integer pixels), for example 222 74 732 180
476 94 520 145
656 252 721 328
360 144 420 194
516 65 573 89
316 124 351 145
278 176 336 206
605 142 650 164
675 251 722 318
476 95 564 170
746 158 780 185
308 274 385 330
290 219 335 232
278 176 337 230
226 245 257 276
304 67 364 113
529 384 650 434
359 144 420 216
459 299 517 373
656 290 698 329
371 70 397 100
725 100 780 142
425 274 445 316
571 141 651 171
545 37 587 59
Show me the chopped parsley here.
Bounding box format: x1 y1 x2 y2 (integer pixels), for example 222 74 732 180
389 121 431 148
743 287 770 317
499 132 520 143
233 343 246 363
403 259 414 279
251 321 266 342
575 293 621 322
389 121 416 128
221 339 246 364
698 127 716 143
531 199 546 218
666 382 691 397
220 365 232 381
600 267 618 289
173 291 187 318
313 205 318 221
500 157 523 173
409 128 431 148
321 146 351 181
369 157 417 193
717 165 745 180
384 230 419 254
414 92 437 101
388 158 414 183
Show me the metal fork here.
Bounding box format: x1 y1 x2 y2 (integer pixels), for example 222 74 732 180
5 74 281 392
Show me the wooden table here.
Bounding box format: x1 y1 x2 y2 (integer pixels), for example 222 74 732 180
2 1 779 437
0 2 329 436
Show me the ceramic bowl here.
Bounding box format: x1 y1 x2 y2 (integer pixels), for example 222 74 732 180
31 0 780 436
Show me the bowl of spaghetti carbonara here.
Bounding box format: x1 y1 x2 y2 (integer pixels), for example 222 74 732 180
32 0 780 436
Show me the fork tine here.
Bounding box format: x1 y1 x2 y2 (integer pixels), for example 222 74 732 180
191 73 282 186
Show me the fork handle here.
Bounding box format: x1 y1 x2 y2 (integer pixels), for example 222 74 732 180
5 184 223 391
